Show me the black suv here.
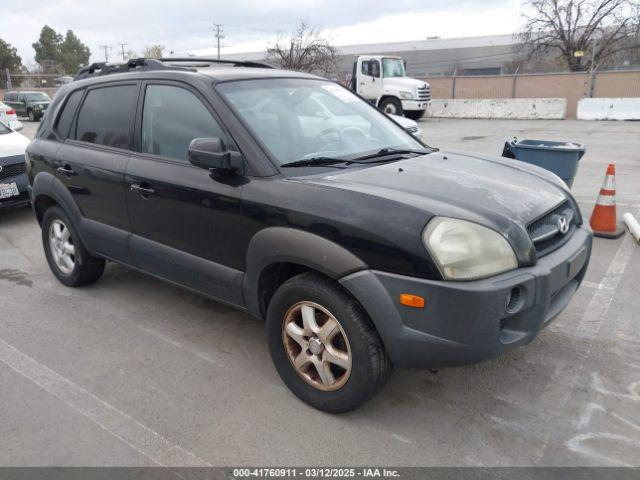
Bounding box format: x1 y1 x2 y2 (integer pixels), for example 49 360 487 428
26 58 592 412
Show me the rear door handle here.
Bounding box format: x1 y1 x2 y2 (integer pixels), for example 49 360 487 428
130 183 155 198
56 165 75 176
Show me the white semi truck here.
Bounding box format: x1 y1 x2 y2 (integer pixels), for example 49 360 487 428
347 55 431 120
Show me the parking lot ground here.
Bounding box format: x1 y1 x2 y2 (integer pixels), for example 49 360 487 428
1 119 639 466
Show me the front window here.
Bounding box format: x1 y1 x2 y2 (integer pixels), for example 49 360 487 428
218 78 423 165
24 92 51 102
382 58 406 78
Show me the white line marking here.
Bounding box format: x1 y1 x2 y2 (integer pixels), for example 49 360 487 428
138 326 184 348
567 432 636 467
581 280 614 291
0 337 211 467
576 233 636 339
138 325 222 366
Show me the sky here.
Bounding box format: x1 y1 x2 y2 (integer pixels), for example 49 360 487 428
5 0 523 67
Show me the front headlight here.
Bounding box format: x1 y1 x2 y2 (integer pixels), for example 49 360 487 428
422 217 517 280
399 90 414 99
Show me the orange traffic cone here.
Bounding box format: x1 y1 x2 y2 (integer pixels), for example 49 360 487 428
590 164 625 239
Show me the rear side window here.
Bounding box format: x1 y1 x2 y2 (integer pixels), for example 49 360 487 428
75 84 137 149
141 84 226 161
55 90 84 138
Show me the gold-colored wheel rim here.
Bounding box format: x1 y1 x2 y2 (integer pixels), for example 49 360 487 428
282 301 352 392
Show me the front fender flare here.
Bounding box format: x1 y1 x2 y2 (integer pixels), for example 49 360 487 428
243 227 367 318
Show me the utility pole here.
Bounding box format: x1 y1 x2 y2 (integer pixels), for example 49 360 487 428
213 23 225 59
118 43 128 61
99 44 112 62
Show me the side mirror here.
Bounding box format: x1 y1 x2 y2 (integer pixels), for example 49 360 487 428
8 120 23 131
188 137 242 173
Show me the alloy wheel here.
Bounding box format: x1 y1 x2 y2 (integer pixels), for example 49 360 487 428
48 219 76 274
282 301 352 391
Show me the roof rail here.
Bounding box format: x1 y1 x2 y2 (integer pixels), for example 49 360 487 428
159 57 275 69
73 58 195 81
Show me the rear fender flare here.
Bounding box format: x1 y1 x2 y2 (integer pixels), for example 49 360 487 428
31 171 83 231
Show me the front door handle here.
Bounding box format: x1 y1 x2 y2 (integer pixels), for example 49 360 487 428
130 183 155 198
56 165 75 176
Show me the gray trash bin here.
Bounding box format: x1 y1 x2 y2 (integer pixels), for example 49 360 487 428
502 138 585 188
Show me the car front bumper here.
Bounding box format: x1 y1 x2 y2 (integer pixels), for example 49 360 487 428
0 161 30 209
340 226 592 369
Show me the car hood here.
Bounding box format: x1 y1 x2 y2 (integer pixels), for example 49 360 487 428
303 149 570 235
0 131 30 158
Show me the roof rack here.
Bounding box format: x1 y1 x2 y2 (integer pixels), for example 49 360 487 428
73 57 275 81
159 57 275 69
74 58 194 81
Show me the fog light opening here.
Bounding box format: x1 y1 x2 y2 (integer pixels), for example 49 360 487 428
505 286 525 314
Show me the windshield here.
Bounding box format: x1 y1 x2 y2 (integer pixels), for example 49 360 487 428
218 78 423 165
0 122 10 135
25 93 51 102
382 58 406 78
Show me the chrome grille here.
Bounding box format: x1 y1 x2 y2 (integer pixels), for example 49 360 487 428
527 201 578 256
417 84 431 101
0 162 26 181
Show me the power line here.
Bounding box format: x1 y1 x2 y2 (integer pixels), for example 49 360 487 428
118 43 128 61
99 44 112 62
213 23 225 59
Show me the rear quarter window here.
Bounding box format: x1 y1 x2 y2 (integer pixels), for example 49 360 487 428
74 84 137 149
55 90 84 139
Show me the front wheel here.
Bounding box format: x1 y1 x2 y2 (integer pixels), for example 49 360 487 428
266 272 392 413
378 97 403 116
27 109 36 122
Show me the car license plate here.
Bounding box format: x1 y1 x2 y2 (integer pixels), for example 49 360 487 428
0 182 19 199
567 247 587 279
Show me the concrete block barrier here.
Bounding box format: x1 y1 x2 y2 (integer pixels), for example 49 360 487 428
577 98 640 120
426 98 567 119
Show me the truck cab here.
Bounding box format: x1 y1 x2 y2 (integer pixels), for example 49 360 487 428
349 55 430 120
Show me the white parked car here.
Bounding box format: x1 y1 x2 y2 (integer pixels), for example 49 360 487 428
0 120 30 209
0 102 23 131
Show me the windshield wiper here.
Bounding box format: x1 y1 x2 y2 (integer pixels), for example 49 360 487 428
280 157 351 168
345 147 432 163
280 147 435 168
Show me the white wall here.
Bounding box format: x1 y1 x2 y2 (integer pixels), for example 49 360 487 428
577 98 640 120
426 98 567 119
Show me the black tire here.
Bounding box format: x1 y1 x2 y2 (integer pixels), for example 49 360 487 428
405 110 425 120
266 272 392 413
378 97 403 116
42 206 105 287
27 109 36 122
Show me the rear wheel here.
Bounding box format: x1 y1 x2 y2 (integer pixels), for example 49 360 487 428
42 206 105 287
379 97 403 116
266 272 391 413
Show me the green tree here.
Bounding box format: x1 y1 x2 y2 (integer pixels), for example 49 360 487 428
0 38 23 72
60 30 91 74
32 25 63 72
